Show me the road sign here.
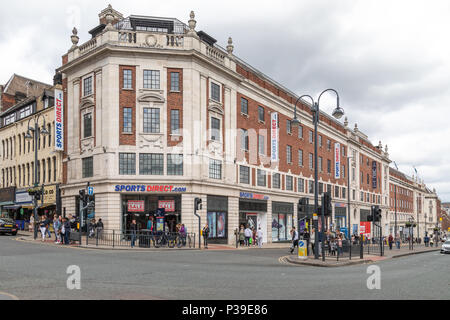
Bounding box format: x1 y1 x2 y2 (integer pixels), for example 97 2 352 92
87 186 94 196
298 240 307 259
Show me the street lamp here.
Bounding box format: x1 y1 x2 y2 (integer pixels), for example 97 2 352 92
393 162 399 238
408 217 414 250
25 114 49 240
293 89 343 260
347 156 354 250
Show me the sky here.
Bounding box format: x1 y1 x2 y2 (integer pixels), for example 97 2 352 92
1 0 449 201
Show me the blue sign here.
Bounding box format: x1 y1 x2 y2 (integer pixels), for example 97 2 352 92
340 227 348 238
87 187 94 196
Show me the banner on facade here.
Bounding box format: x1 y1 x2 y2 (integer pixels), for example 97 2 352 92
54 89 64 151
158 200 175 212
271 112 278 162
334 143 341 179
43 185 57 204
128 200 145 212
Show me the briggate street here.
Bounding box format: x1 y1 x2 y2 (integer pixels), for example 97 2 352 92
0 236 448 300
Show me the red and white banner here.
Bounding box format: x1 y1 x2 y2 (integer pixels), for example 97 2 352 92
128 200 145 212
158 200 175 212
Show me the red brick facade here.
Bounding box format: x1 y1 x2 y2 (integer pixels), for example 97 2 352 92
167 68 183 147
119 65 136 146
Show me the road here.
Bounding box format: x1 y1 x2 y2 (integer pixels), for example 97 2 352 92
0 235 448 300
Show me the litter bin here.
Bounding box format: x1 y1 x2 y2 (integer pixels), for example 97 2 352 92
139 229 151 248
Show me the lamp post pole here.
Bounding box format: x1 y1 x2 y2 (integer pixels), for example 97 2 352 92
292 89 343 260
347 156 353 251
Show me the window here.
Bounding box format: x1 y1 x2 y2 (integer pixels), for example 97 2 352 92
335 186 340 198
257 169 266 187
123 69 133 89
327 159 331 174
318 156 323 172
143 108 160 133
286 145 292 164
19 105 32 119
209 159 222 179
170 109 180 134
286 175 293 191
143 70 160 89
308 180 314 194
273 173 280 189
240 166 250 184
83 77 92 96
298 149 303 167
319 183 324 194
258 106 264 122
48 123 52 147
361 191 364 201
119 153 136 175
170 72 180 91
211 82 220 102
53 157 56 181
319 135 322 147
42 160 46 183
241 98 248 115
367 173 370 185
342 146 346 156
342 165 345 178
240 129 249 151
327 139 331 151
123 108 132 133
298 125 303 139
84 113 92 138
309 130 313 143
309 153 313 170
211 117 221 141
139 153 163 175
47 158 51 183
258 135 265 155
5 114 15 126
82 157 93 178
298 178 305 193
286 120 292 134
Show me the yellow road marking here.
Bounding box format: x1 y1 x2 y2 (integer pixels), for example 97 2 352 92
0 291 19 300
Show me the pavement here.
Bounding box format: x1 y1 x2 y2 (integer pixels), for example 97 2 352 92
0 234 449 300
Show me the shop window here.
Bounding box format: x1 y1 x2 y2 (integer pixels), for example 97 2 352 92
207 211 227 239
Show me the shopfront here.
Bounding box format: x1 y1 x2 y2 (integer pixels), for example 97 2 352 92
239 192 268 242
272 201 294 242
207 195 228 244
0 187 16 219
334 203 347 236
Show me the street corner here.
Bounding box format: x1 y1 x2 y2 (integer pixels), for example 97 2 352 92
284 255 372 267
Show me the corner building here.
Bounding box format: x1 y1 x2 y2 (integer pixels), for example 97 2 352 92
58 6 390 244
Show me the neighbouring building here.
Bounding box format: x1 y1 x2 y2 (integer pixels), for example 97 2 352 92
0 74 64 223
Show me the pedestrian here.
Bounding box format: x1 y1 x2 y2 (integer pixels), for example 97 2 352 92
257 227 263 248
96 218 104 239
130 219 137 248
89 219 96 238
45 215 52 239
61 217 71 245
53 215 61 244
39 216 47 242
289 227 299 254
252 227 257 247
179 224 187 246
337 235 343 256
239 226 245 246
395 234 401 249
310 228 316 256
147 217 153 231
388 234 393 250
202 223 210 249
244 225 252 247
29 215 34 232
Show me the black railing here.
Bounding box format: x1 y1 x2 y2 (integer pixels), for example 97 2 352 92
84 230 196 249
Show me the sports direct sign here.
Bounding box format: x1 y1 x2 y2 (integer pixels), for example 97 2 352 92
271 112 278 162
54 89 64 151
334 143 341 179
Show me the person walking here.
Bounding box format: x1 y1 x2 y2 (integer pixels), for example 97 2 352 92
337 235 343 256
96 218 104 239
202 223 210 249
388 234 393 250
61 217 71 245
252 227 257 247
53 215 62 244
29 215 34 233
130 219 137 248
395 234 401 249
39 216 47 242
290 227 299 254
257 227 263 248
310 228 316 256
239 226 245 247
45 215 52 239
244 225 252 247
179 224 187 246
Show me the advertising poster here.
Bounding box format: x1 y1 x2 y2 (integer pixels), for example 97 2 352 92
299 220 306 233
334 143 341 179
217 212 226 238
279 214 286 241
272 216 279 242
54 89 64 151
156 217 164 232
271 112 278 162
286 215 292 239
207 212 217 238
158 200 175 212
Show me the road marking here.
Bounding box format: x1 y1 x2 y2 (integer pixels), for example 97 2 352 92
0 292 19 300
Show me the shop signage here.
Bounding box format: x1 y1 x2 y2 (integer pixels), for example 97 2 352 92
128 200 145 212
15 190 33 204
271 112 278 162
335 203 347 208
158 200 175 212
372 161 377 189
0 187 15 202
240 192 269 200
43 185 57 204
54 89 64 151
360 221 371 237
334 143 341 179
114 185 187 193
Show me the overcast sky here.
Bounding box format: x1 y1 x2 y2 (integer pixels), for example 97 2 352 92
1 0 449 201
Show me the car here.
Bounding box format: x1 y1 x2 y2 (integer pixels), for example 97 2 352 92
441 240 450 254
0 218 18 236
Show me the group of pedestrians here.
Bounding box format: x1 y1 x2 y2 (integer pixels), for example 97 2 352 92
237 225 264 248
37 214 72 245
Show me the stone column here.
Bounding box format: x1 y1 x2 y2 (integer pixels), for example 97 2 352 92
228 196 239 245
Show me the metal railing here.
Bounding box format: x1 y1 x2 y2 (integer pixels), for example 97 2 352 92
85 229 196 249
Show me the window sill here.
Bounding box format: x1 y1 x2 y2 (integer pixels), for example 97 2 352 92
258 120 265 125
170 90 181 93
121 132 134 135
241 113 249 118
82 93 94 99
122 88 134 91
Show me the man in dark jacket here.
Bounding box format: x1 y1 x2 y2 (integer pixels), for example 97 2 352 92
130 220 137 248
62 218 71 245
202 223 210 249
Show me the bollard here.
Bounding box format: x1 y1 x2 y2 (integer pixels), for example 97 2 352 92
112 230 115 248
360 241 364 259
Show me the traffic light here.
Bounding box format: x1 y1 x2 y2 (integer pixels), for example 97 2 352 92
298 197 308 215
28 187 42 201
373 205 382 222
323 192 332 216
194 198 202 211
367 214 373 222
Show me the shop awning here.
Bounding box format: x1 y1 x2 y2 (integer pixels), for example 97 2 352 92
2 205 21 210
0 201 14 206
19 203 56 210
